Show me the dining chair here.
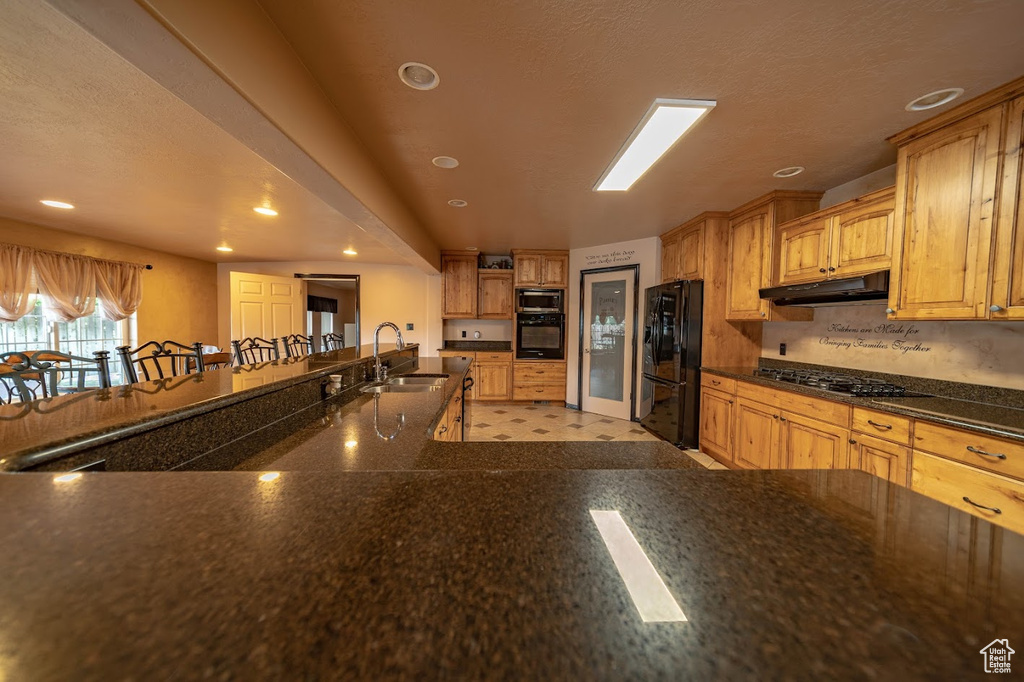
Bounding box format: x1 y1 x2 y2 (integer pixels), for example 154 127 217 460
0 350 112 403
281 334 313 358
322 332 345 351
231 337 280 365
116 340 205 384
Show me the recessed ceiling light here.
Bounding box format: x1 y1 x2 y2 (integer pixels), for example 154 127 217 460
253 206 278 216
594 98 717 192
432 155 459 169
448 199 468 208
40 199 74 209
905 88 964 112
216 246 233 252
343 248 358 255
398 62 439 90
772 166 805 178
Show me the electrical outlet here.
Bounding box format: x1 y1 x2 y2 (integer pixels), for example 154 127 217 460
406 323 414 331
461 330 467 338
779 343 787 356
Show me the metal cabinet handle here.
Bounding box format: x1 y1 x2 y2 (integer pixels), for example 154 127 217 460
536 371 545 374
773 414 779 420
779 416 787 422
849 439 857 445
454 416 462 423
818 268 827 273
711 379 721 385
867 420 892 430
760 311 767 318
828 267 836 272
990 305 1004 313
967 445 1007 460
962 496 1001 514
439 425 448 434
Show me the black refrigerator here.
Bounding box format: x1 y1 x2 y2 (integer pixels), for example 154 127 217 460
639 280 703 448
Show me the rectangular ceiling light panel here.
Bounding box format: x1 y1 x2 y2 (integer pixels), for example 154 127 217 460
594 98 716 192
590 509 687 622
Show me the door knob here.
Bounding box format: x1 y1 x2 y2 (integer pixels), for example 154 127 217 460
584 348 590 353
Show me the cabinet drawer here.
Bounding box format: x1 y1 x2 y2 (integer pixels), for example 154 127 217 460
477 352 513 362
735 379 851 426
513 362 566 384
702 374 736 394
439 350 476 360
913 420 1024 482
851 407 913 446
513 383 566 401
912 452 1024 534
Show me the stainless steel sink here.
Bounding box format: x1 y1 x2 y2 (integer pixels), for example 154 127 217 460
361 383 445 394
386 376 449 386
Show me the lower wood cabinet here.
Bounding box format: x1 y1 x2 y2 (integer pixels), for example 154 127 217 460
433 386 465 442
513 361 566 401
912 452 1024 535
698 386 734 463
474 360 512 401
733 397 779 469
851 432 911 487
782 412 850 470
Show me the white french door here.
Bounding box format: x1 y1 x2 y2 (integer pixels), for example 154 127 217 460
581 269 636 420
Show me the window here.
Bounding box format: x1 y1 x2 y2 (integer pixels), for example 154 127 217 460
0 297 136 386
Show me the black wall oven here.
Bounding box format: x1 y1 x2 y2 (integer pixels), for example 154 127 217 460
516 313 565 360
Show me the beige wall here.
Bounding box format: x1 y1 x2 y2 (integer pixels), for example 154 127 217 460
217 261 442 355
0 216 218 345
762 304 1024 389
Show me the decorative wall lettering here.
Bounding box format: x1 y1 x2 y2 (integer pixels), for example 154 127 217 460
818 321 932 356
584 249 637 267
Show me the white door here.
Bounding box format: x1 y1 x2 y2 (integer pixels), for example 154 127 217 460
229 272 306 343
581 270 635 420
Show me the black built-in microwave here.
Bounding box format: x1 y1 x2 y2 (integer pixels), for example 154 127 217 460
516 288 564 313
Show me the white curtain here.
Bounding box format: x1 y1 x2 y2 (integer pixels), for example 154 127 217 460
94 260 145 321
0 244 36 322
33 251 97 322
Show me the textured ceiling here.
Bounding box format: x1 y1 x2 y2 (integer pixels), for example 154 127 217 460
0 0 408 266
258 0 1024 252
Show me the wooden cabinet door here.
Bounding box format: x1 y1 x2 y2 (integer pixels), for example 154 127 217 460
829 192 896 278
678 223 705 280
541 254 569 288
851 432 911 487
781 411 850 470
700 386 734 463
514 253 543 287
661 233 681 283
442 254 478 318
890 105 1002 319
726 209 771 320
474 362 511 400
733 397 779 469
777 216 831 285
992 94 1024 319
478 271 513 319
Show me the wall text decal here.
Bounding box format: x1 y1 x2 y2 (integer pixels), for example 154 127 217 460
584 249 637 266
819 322 933 355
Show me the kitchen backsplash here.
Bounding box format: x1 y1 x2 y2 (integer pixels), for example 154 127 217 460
762 304 1024 390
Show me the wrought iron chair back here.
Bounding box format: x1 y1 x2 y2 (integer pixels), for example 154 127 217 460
281 333 313 358
0 350 112 404
231 337 280 365
322 332 345 351
116 340 205 384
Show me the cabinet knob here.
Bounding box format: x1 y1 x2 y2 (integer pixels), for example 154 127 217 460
779 416 787 422
885 308 895 314
760 311 767 318
818 268 827 273
828 267 836 272
773 414 779 420
990 305 1004 312
849 439 857 445
728 400 734 405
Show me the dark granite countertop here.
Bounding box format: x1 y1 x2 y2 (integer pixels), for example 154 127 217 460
440 340 513 352
0 467 1019 679
0 344 414 469
703 365 1024 442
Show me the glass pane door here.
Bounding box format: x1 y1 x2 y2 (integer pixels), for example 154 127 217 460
581 270 635 420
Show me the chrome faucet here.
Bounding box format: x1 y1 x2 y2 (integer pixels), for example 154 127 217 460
373 322 405 382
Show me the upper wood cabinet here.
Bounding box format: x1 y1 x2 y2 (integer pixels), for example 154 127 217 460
660 216 706 282
992 93 1024 320
513 250 569 288
477 270 513 319
725 191 821 321
441 251 478 319
889 106 1002 319
775 187 896 286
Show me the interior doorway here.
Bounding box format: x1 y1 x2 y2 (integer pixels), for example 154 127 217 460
294 274 360 352
578 265 639 421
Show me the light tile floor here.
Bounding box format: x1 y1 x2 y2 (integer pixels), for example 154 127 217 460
467 404 729 469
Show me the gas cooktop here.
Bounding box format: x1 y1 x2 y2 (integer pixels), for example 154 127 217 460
754 367 915 397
